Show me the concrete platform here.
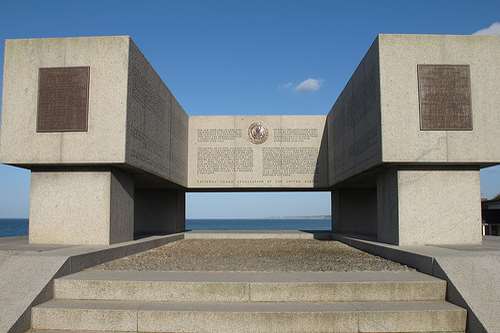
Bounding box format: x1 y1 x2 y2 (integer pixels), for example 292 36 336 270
333 234 500 333
32 299 466 333
184 230 332 239
55 270 445 303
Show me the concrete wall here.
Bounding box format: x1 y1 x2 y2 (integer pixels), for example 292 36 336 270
125 40 189 187
0 36 130 165
327 38 382 186
29 170 134 245
378 34 500 164
188 115 328 188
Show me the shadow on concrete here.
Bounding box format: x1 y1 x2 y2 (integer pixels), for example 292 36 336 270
314 120 330 188
432 262 487 333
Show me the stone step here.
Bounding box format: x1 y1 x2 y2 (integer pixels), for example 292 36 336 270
54 270 446 303
31 299 466 333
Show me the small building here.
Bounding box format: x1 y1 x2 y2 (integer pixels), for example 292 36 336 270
482 197 500 236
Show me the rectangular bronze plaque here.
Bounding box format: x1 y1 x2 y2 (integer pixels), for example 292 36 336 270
37 66 90 132
417 64 472 130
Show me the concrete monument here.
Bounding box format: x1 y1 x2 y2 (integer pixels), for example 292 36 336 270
329 35 500 245
1 34 499 246
0 36 188 245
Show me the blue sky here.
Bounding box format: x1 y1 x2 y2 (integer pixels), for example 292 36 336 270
0 1 499 218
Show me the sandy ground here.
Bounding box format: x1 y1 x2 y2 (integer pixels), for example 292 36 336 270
91 239 410 272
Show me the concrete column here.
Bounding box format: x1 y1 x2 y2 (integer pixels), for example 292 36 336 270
134 190 185 237
332 188 377 239
29 170 134 245
377 169 482 245
376 170 399 244
333 169 482 246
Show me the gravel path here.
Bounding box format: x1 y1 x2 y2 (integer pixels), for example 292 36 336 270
91 239 410 272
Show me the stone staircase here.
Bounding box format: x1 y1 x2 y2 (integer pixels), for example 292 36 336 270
29 270 466 333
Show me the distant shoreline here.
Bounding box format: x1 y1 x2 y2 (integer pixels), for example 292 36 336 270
0 218 332 237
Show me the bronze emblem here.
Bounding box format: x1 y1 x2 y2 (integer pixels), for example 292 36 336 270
248 122 268 144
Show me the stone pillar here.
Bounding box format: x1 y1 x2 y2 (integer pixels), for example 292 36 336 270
333 169 482 246
29 169 134 245
332 189 377 238
134 190 185 237
377 169 482 246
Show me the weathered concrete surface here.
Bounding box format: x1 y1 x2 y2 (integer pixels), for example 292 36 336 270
333 234 500 333
29 170 134 245
188 115 328 189
32 299 465 333
55 270 445 303
0 234 182 333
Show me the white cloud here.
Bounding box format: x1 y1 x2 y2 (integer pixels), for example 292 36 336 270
295 78 322 92
473 22 500 35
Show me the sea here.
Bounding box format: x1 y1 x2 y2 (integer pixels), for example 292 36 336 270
0 218 331 237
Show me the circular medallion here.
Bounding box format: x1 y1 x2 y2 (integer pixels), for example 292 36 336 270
248 122 268 144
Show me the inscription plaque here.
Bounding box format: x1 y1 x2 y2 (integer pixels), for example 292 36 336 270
37 67 90 132
417 64 472 130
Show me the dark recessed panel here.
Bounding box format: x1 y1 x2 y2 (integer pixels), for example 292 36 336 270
417 64 472 131
37 67 90 132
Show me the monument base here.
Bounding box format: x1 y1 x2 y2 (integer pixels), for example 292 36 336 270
333 169 482 246
29 170 186 245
